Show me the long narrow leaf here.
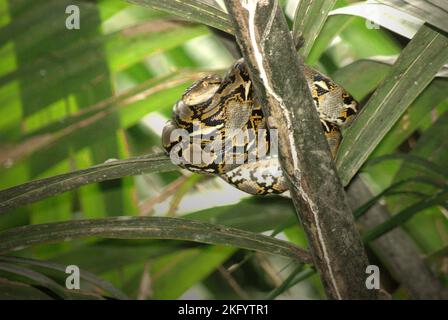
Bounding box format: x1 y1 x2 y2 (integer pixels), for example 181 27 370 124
293 0 338 58
353 176 446 219
286 268 316 290
336 24 448 186
0 278 54 300
367 154 448 179
266 264 304 299
383 111 448 252
372 78 448 156
0 153 175 214
0 217 312 263
0 256 129 300
378 0 448 34
0 262 69 299
127 0 233 33
330 1 424 39
306 14 354 65
363 191 448 242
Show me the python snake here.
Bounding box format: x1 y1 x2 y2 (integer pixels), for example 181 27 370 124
162 59 358 195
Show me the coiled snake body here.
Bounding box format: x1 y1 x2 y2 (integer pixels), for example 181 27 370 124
162 59 358 195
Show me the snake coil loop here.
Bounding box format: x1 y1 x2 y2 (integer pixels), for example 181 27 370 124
162 59 358 195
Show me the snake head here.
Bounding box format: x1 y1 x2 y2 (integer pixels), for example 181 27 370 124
182 74 222 106
163 74 223 152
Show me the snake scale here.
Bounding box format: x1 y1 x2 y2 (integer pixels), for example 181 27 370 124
162 59 358 195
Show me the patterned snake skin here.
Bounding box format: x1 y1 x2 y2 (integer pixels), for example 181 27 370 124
162 59 358 195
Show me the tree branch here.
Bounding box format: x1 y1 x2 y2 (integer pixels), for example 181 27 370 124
224 0 376 299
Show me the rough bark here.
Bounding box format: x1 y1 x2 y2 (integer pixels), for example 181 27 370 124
224 0 376 299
